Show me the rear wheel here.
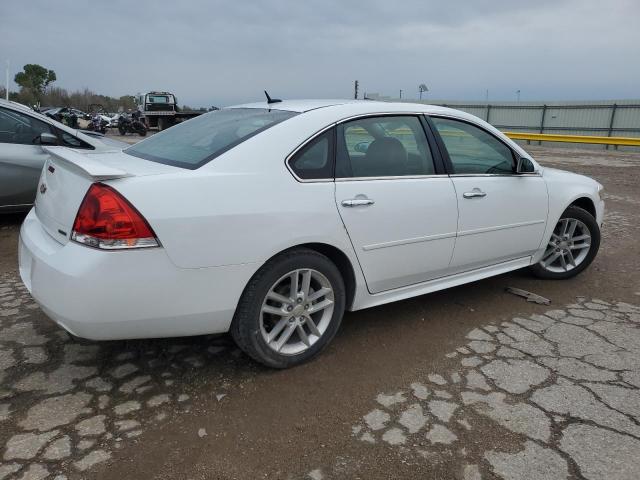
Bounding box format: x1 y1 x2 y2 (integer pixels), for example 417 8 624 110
231 249 346 368
530 206 600 279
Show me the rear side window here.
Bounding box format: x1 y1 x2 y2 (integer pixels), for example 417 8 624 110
431 117 515 174
336 116 436 178
288 129 334 180
125 108 298 169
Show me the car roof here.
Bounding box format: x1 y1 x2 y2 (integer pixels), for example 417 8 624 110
227 98 466 117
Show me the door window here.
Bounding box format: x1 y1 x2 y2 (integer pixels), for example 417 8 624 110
0 107 52 145
288 129 334 180
431 117 515 174
336 116 435 178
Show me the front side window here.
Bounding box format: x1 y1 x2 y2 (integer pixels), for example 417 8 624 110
0 107 52 145
431 117 515 174
336 116 435 178
288 129 334 180
125 108 298 169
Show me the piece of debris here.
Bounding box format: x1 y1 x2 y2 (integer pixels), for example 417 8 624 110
216 394 226 402
505 287 551 305
198 428 207 438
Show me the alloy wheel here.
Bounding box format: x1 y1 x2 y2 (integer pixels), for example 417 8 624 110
259 269 335 355
538 217 591 273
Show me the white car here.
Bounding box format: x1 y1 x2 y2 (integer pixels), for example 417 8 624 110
18 99 604 368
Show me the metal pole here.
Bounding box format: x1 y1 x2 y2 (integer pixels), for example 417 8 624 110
606 103 617 150
486 104 491 123
399 89 402 99
539 104 547 145
5 60 9 101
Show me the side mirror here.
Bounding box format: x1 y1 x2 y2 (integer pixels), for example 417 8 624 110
39 133 59 145
516 155 536 174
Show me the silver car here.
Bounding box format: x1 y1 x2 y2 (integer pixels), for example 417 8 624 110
0 99 126 213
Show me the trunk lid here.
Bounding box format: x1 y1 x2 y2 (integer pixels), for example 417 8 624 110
35 147 177 244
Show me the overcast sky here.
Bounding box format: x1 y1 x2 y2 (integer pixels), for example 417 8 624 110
1 0 638 107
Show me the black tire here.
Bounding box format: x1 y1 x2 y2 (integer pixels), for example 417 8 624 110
230 249 346 369
138 128 147 137
530 205 600 279
118 125 126 136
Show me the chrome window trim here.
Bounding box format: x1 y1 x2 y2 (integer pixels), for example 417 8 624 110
335 174 449 182
286 111 541 183
449 173 542 178
336 111 428 124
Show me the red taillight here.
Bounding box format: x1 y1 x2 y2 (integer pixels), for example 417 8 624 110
71 183 159 250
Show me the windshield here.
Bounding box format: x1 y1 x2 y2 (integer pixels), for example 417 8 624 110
124 108 298 169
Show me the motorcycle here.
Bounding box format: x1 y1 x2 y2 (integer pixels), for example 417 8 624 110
84 114 107 134
117 114 147 136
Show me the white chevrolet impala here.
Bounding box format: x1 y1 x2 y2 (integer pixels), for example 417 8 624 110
19 99 604 368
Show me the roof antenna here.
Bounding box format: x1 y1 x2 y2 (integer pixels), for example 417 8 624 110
264 90 282 104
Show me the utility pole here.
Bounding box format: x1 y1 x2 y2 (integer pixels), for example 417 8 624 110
5 60 9 101
418 84 429 101
354 80 359 100
516 89 521 102
485 89 489 103
399 89 403 99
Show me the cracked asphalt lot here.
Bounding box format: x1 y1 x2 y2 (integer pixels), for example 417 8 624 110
1 145 639 479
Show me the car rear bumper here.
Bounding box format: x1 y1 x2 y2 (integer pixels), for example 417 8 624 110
19 209 256 340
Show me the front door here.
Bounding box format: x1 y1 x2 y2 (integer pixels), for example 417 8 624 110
334 115 459 293
429 116 548 271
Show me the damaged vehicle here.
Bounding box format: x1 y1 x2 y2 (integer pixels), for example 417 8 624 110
18 99 603 368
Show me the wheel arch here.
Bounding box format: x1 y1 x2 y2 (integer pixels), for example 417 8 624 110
568 196 596 218
250 242 358 311
288 243 357 311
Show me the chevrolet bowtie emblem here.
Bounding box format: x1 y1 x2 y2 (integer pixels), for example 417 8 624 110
40 183 47 194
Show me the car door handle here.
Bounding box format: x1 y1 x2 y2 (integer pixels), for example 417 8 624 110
341 198 375 207
463 189 487 199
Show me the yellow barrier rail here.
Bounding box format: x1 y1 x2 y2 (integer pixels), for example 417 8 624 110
504 132 640 147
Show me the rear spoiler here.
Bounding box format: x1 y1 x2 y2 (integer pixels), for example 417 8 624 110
44 146 132 181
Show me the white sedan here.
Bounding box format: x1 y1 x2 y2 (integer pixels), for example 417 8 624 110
19 99 604 368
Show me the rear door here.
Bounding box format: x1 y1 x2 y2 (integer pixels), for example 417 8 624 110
334 115 458 293
0 107 52 209
428 116 548 271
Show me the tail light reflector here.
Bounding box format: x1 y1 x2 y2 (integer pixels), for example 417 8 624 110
71 183 159 250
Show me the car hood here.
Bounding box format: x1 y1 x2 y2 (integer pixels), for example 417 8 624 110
541 166 602 190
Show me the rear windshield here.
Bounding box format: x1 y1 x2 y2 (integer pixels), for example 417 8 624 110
147 95 170 103
124 108 297 169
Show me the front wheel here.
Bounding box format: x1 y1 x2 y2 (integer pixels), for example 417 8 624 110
118 125 126 136
530 205 600 279
231 249 346 368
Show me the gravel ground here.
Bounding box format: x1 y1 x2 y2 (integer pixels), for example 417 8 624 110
0 144 639 479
